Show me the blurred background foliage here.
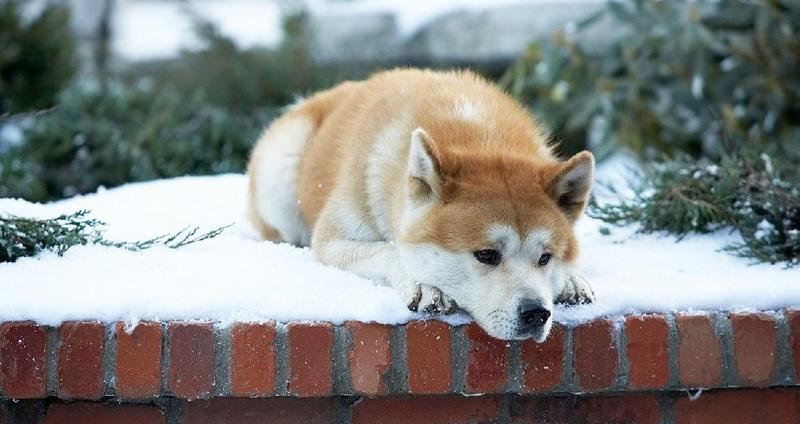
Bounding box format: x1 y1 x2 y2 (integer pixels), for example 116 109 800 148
0 0 76 115
1 7 313 201
502 0 800 160
0 0 798 264
2 80 263 199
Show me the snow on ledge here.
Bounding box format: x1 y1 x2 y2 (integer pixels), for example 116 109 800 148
0 174 798 327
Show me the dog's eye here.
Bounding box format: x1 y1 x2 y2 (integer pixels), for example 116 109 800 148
538 252 552 267
474 249 501 266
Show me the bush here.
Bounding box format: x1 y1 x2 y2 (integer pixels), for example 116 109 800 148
122 12 325 113
590 151 800 266
501 0 800 159
0 0 76 115
0 80 268 201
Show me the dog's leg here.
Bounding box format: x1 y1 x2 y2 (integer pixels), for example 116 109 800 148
315 238 402 283
312 204 456 314
314 237 457 313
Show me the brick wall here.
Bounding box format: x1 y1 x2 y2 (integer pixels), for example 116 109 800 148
1 310 799 423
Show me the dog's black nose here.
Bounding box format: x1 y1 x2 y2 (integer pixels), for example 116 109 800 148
518 299 551 328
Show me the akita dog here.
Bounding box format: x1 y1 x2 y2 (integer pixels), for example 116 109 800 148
247 69 595 341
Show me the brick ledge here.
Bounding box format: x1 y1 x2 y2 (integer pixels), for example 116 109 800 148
0 310 798 401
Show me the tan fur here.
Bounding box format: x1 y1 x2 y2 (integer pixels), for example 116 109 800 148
293 69 580 260
246 68 595 341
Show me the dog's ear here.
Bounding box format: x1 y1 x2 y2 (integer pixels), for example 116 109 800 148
550 151 594 222
408 127 442 201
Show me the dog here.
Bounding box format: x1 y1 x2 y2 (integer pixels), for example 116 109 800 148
247 69 595 341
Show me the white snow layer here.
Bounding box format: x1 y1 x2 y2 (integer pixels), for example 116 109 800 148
1 173 798 327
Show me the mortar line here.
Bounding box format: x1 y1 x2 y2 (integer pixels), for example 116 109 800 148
451 324 468 393
714 313 736 387
46 325 58 397
332 325 352 395
274 323 290 395
334 395 353 424
388 324 408 394
562 325 576 393
161 322 171 396
213 324 231 396
615 316 629 390
507 340 523 394
666 314 680 389
774 310 794 385
102 322 116 397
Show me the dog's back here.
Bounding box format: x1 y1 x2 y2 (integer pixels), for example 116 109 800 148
248 69 557 244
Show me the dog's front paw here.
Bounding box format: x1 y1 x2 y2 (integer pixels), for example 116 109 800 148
404 282 458 314
556 273 596 305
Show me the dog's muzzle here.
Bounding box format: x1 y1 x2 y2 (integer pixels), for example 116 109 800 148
517 298 551 332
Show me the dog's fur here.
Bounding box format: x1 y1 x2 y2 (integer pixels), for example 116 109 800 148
247 69 595 341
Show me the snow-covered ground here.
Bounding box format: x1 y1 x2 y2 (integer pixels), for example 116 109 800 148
1 166 798 327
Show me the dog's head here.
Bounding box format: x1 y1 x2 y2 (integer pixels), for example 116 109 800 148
397 127 594 341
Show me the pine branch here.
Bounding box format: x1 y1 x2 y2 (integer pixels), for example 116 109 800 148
0 210 230 262
97 224 232 251
0 210 98 262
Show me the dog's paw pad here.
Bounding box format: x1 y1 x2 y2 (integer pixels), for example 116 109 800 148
557 273 595 305
405 283 457 314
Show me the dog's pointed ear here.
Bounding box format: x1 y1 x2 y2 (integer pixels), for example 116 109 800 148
550 151 594 222
408 128 442 200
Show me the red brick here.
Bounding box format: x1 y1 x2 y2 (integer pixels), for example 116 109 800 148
676 314 722 387
168 322 214 400
288 322 333 397
230 322 276 397
521 324 564 392
730 312 778 386
625 315 669 389
573 319 618 391
788 309 800 381
346 322 391 395
9 400 39 423
406 320 451 394
676 388 800 424
182 397 335 424
0 322 47 398
43 403 165 424
465 323 507 393
115 321 162 399
510 393 661 424
352 395 501 424
57 321 105 399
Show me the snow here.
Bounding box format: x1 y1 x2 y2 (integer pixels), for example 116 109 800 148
306 0 602 37
0 123 24 152
755 219 775 240
114 0 283 61
1 169 798 328
113 0 603 61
